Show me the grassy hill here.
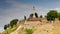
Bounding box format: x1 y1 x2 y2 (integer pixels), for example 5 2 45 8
1 18 60 34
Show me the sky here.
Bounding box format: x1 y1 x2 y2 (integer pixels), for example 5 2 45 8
0 0 60 32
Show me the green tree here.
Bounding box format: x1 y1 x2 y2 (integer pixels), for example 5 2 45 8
57 13 60 20
10 19 18 28
40 15 43 18
24 16 26 20
35 12 38 18
30 13 33 18
47 10 58 21
4 25 7 30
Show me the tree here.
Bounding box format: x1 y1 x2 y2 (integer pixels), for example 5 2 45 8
57 13 60 20
45 15 47 18
47 10 58 21
40 15 43 18
24 16 26 20
4 25 7 30
10 19 18 28
35 12 38 18
30 13 33 18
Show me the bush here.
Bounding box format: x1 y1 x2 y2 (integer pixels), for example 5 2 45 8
25 29 33 34
40 15 43 18
4 25 7 30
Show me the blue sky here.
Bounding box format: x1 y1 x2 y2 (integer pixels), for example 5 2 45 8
0 0 60 32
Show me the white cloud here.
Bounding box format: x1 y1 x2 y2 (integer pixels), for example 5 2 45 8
50 8 60 12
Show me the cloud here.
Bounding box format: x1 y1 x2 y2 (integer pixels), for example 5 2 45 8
50 8 60 12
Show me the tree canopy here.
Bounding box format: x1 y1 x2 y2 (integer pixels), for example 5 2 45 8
24 16 26 20
47 10 58 21
10 19 18 28
4 25 7 30
40 15 43 18
35 12 38 18
29 13 33 18
57 13 60 20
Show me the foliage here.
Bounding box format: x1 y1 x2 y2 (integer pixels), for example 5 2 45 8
45 15 47 18
47 10 58 21
2 27 17 34
40 15 43 18
25 29 33 34
10 19 18 28
4 25 7 30
35 12 38 18
8 28 16 33
24 16 26 20
4 24 10 30
30 13 33 18
57 13 60 20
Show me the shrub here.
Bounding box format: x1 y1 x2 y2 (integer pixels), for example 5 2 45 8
25 29 33 34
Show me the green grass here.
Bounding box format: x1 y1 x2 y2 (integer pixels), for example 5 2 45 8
25 29 33 34
2 27 17 34
8 28 16 33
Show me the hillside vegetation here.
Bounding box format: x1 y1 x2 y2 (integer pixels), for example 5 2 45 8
2 10 60 34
